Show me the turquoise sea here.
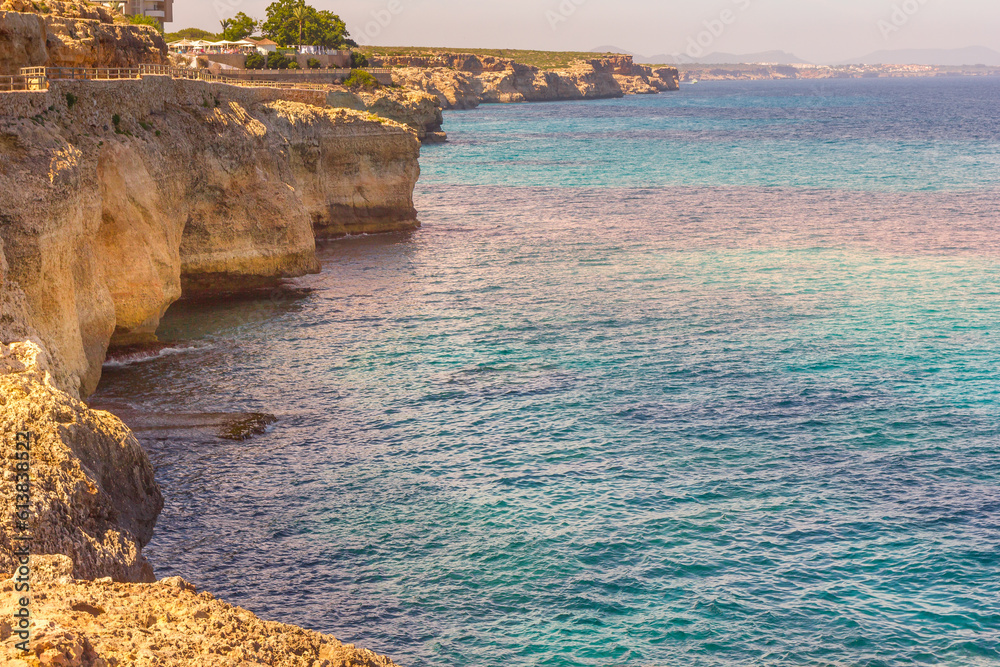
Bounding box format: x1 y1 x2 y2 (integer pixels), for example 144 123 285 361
93 78 1000 666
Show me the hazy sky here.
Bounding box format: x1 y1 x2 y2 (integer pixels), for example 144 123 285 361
178 0 1000 63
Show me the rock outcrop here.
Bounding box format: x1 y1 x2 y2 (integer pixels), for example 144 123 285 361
0 342 161 583
0 76 421 397
0 556 401 666
390 67 483 110
605 55 680 93
325 87 445 143
356 88 446 143
386 54 678 110
0 9 46 72
0 73 421 662
0 1 166 75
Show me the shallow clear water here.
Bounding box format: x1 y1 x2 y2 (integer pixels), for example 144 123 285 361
93 79 1000 666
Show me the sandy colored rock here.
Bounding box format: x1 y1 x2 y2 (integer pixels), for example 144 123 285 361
0 2 166 74
0 556 402 666
357 87 445 142
389 67 483 110
1 0 113 21
0 9 46 73
387 54 679 110
43 15 166 70
0 343 161 583
0 76 421 397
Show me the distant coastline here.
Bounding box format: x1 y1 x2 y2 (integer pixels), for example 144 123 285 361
673 62 1000 83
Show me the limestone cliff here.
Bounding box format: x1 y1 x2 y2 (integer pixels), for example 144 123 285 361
386 54 678 110
0 76 421 398
0 74 420 665
0 9 46 72
356 88 446 143
0 556 401 666
390 67 483 111
0 342 161 583
0 1 166 75
605 55 680 93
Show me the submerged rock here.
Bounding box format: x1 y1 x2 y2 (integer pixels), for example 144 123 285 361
220 413 278 441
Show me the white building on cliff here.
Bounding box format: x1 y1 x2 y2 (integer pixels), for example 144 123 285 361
91 0 173 29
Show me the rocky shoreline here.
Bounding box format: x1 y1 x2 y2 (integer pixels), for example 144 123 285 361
376 53 679 110
1 555 401 666
0 4 683 664
0 6 423 660
0 75 415 662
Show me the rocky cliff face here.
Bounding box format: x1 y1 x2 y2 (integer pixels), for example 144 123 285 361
391 59 625 110
387 54 678 110
0 556 401 666
0 342 161 583
0 9 46 72
0 1 166 75
606 56 680 93
356 88 446 143
0 75 419 665
0 76 421 397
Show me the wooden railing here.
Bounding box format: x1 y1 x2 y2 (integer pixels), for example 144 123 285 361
0 76 33 92
24 66 145 81
2 68 47 91
2 65 393 93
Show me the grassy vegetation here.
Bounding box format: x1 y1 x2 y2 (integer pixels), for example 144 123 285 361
164 28 219 43
357 46 626 70
343 70 380 90
128 13 163 34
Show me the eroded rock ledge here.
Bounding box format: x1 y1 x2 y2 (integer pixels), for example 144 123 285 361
0 1 167 75
379 53 680 110
0 75 416 665
0 342 161 583
0 75 421 398
0 556 401 666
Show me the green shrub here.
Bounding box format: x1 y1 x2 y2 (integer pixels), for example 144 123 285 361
343 70 379 91
139 121 152 131
165 28 218 43
128 14 163 34
65 93 77 109
307 58 322 69
350 52 369 68
245 52 266 70
267 52 291 70
288 60 301 69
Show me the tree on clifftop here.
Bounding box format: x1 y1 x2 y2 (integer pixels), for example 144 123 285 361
221 12 259 41
262 0 350 49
